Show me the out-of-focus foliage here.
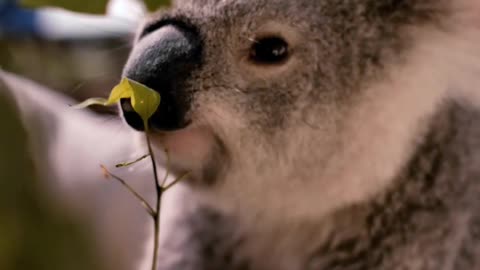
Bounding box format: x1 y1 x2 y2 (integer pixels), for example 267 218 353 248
0 1 171 268
1 0 172 113
21 0 170 13
0 39 131 111
0 85 100 270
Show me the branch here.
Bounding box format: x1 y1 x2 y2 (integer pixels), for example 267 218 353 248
100 165 155 217
163 171 190 192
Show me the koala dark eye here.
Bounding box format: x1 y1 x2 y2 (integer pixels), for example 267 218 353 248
249 37 290 65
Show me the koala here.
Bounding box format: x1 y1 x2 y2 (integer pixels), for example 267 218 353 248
120 0 480 269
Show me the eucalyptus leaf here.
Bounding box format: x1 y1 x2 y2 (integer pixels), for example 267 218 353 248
73 78 161 130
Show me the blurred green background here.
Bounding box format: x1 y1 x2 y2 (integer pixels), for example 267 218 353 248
0 1 169 269
0 83 100 270
21 0 167 14
1 0 170 106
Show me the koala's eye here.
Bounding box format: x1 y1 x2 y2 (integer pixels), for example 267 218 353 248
249 36 290 65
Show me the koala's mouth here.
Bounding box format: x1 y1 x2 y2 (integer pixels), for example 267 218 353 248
150 125 212 155
121 97 209 163
148 124 227 184
121 98 227 183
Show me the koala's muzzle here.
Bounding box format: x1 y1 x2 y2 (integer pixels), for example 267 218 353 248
121 22 202 131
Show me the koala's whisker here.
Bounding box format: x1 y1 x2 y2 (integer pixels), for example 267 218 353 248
67 72 121 95
237 32 259 43
209 82 248 94
202 107 226 124
68 80 107 96
246 36 259 44
233 87 246 94
96 42 134 54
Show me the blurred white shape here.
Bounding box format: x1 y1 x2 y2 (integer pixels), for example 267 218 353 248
36 7 138 40
0 0 146 40
106 0 147 22
0 70 188 270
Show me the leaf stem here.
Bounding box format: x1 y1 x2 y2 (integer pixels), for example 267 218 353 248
100 165 155 217
146 134 161 190
146 133 162 270
107 132 185 270
115 154 150 168
163 171 190 192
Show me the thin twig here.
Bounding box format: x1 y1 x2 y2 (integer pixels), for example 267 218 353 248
146 134 161 189
106 132 185 270
100 165 155 217
160 148 170 187
146 133 162 270
163 171 190 192
115 154 150 168
151 193 161 270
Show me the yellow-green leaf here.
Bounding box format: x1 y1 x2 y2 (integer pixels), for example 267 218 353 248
73 78 161 130
128 79 161 129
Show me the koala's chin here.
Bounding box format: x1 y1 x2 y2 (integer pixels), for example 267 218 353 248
148 125 219 180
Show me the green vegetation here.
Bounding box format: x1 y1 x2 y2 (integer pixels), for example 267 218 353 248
21 0 170 13
0 82 100 270
0 2 172 269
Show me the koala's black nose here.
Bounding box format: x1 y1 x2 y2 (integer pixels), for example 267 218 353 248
121 22 202 131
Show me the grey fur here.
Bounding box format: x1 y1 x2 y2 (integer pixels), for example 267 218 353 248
123 1 480 269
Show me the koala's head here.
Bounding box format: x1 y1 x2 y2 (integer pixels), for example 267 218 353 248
120 0 480 257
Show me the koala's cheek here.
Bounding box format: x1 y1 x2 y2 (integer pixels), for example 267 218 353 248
150 127 215 172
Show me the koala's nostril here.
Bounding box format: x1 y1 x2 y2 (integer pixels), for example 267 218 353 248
120 98 145 131
121 98 134 112
121 21 202 131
